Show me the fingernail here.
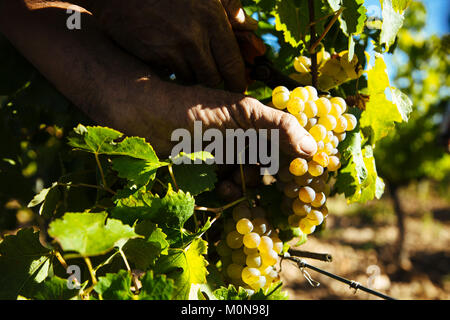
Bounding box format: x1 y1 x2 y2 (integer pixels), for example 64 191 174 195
299 135 317 156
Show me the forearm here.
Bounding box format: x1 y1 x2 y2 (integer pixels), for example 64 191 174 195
0 1 171 140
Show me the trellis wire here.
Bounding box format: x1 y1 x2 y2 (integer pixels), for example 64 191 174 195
283 255 396 300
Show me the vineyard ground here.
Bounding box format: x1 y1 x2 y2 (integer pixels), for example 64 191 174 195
281 181 450 300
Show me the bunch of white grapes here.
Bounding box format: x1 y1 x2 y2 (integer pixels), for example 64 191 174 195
272 84 357 236
216 203 283 291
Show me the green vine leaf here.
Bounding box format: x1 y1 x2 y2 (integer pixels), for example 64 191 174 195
94 270 134 300
380 0 405 50
138 271 174 300
48 212 141 257
0 228 52 299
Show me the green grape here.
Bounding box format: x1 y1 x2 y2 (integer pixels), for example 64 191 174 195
236 218 253 235
231 249 247 265
227 263 244 279
299 186 316 203
306 209 324 226
243 232 261 249
304 101 318 118
343 113 357 131
334 115 348 133
261 249 278 266
309 124 327 141
289 157 308 176
299 218 316 234
241 267 261 284
286 97 305 114
224 219 236 233
216 240 232 256
243 246 259 255
307 160 324 177
284 181 300 198
252 218 269 235
232 203 252 222
288 214 302 227
312 151 329 167
316 97 332 117
327 156 341 171
251 207 266 219
291 87 309 102
226 231 243 249
258 236 274 253
294 173 313 186
311 192 326 207
246 253 262 268
272 86 290 110
318 115 337 131
305 86 318 101
292 199 311 217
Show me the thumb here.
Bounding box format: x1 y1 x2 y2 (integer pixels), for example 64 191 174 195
220 0 258 31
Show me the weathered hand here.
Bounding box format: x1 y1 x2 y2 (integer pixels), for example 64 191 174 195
89 0 255 92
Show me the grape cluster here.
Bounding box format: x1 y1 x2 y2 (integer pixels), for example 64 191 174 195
272 84 357 236
216 202 283 291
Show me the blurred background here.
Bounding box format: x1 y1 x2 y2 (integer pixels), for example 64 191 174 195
0 0 449 300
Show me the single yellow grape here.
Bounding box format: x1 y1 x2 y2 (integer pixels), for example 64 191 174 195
334 115 348 133
299 218 316 234
236 218 253 235
327 156 341 171
298 186 316 203
305 86 318 101
246 253 262 268
261 249 278 266
226 231 243 249
241 267 261 284
336 132 346 142
313 152 329 167
294 173 313 186
318 115 337 131
252 217 269 235
306 209 324 226
329 103 343 118
244 246 258 255
316 140 325 153
307 160 324 177
291 87 309 102
272 86 290 110
289 158 308 176
243 232 261 249
249 276 267 291
258 236 274 253
295 112 308 127
330 97 347 113
286 97 305 115
271 237 283 254
309 124 327 141
292 199 311 217
343 113 357 131
216 240 232 257
311 192 326 207
305 117 318 131
316 97 332 117
294 56 311 73
227 263 244 279
320 205 329 218
304 101 318 118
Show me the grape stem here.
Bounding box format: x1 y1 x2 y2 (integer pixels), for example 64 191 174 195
309 7 344 54
308 0 318 88
194 197 247 214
